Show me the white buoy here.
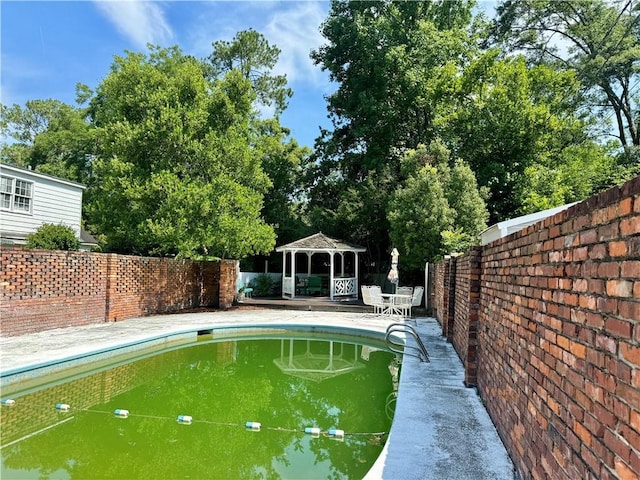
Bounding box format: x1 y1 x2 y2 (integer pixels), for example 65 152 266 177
1 399 16 406
328 428 344 438
114 409 129 418
245 421 261 430
177 415 192 424
304 427 321 435
55 403 70 411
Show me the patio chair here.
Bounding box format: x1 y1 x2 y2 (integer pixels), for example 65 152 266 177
361 285 374 310
307 276 322 295
411 286 424 309
368 285 392 315
396 286 413 296
239 282 253 301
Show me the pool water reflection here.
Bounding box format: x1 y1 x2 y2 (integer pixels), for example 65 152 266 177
1 335 399 479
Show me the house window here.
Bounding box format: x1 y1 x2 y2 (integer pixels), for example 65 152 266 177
0 176 33 213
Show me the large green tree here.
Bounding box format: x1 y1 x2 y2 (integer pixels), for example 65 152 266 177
1 100 93 184
387 142 488 267
308 0 477 270
86 45 275 258
206 29 293 116
492 0 640 147
442 51 614 221
206 30 311 248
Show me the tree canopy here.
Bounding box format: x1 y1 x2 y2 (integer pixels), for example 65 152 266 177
307 0 637 269
1 100 93 184
492 0 640 147
85 45 275 258
2 6 637 270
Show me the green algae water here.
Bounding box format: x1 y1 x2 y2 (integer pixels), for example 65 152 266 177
1 335 399 479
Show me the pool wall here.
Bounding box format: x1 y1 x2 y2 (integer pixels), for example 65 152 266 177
1 324 392 391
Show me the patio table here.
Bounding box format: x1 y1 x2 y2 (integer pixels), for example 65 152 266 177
380 293 412 316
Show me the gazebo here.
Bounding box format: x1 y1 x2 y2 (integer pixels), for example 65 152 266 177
275 232 366 301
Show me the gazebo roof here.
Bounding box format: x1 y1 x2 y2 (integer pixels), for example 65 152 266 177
275 232 366 253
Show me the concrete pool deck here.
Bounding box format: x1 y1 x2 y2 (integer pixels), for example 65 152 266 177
0 308 515 479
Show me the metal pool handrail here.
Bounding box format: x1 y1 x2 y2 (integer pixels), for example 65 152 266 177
384 323 430 362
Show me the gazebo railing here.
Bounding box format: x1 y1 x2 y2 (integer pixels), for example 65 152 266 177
333 277 357 297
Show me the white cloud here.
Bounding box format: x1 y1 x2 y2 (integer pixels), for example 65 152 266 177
186 1 330 89
93 0 174 49
263 2 330 88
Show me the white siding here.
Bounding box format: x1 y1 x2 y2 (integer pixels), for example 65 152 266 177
0 165 84 239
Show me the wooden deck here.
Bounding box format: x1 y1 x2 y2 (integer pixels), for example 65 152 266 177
237 296 371 313
237 296 430 317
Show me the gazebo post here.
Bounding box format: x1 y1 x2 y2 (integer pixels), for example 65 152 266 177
329 252 335 300
281 252 286 297
291 250 297 299
355 252 359 298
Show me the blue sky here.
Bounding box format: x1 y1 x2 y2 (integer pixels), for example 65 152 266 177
1 1 334 148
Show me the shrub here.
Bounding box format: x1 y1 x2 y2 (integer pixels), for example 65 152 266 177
26 224 80 251
251 274 275 297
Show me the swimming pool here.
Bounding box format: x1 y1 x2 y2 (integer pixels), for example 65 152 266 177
1 328 399 479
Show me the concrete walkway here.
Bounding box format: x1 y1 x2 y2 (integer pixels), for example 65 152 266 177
0 308 515 479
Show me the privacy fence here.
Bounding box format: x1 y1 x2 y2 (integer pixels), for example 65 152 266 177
433 176 639 479
0 249 237 337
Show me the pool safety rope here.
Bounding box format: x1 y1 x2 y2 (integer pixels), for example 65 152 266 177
0 399 388 439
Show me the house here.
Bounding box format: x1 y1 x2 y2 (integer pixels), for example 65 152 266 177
0 163 97 251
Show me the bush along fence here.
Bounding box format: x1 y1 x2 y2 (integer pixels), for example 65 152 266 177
0 249 238 337
433 176 640 480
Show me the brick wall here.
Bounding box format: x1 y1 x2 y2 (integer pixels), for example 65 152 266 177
0 249 108 335
433 176 640 479
0 249 238 336
434 257 455 336
452 247 481 386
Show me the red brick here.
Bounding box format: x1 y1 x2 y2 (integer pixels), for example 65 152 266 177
596 334 618 354
606 280 633 298
580 228 598 244
598 262 620 278
575 421 593 446
620 216 640 236
620 343 640 366
609 241 628 257
621 261 640 278
614 457 637 480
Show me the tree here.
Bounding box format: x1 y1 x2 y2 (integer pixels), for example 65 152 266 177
0 100 93 184
442 51 613 222
253 119 312 245
308 0 478 270
311 0 475 173
86 45 275 258
206 29 314 252
205 29 292 116
387 143 488 267
492 0 640 147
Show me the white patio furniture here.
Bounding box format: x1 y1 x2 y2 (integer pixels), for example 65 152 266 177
396 286 413 296
368 285 393 315
411 286 424 309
